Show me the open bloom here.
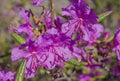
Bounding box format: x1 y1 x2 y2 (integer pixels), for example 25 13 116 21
12 40 42 78
0 70 15 81
11 28 73 78
77 24 104 43
62 0 103 43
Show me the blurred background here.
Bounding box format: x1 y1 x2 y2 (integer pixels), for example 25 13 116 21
0 0 120 81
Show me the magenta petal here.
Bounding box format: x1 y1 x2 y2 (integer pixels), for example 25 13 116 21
19 9 30 22
25 56 38 78
62 20 80 37
11 47 26 61
16 23 34 39
46 28 59 35
17 24 32 34
62 5 77 19
55 47 72 61
81 24 104 42
6 71 16 81
62 22 69 34
40 52 56 69
35 35 53 47
91 24 104 41
72 46 84 59
87 9 98 24
40 46 73 69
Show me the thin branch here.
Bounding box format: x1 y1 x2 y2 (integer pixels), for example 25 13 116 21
49 0 55 25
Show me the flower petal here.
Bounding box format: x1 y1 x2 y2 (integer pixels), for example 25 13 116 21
16 23 34 40
19 9 30 22
11 47 26 61
40 52 56 69
25 55 39 78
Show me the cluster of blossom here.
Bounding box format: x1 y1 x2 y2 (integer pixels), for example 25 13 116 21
8 0 120 80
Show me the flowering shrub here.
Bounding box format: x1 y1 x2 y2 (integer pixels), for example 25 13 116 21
1 0 120 81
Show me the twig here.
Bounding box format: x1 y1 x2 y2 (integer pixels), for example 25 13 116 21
49 0 55 25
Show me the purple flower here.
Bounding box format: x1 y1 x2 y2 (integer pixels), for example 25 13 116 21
85 24 104 43
11 41 41 78
19 8 30 23
16 9 34 40
40 29 73 68
44 10 54 29
16 23 34 40
77 24 104 43
43 10 62 29
61 0 103 43
113 28 120 61
11 28 73 78
0 70 15 81
32 0 44 6
72 46 85 59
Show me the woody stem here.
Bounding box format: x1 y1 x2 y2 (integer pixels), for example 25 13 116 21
49 0 55 23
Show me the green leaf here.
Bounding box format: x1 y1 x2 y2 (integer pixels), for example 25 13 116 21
98 11 112 23
11 33 26 44
15 59 26 81
105 35 114 42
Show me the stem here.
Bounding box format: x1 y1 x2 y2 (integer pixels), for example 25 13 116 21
15 59 26 81
50 0 54 16
49 0 55 24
